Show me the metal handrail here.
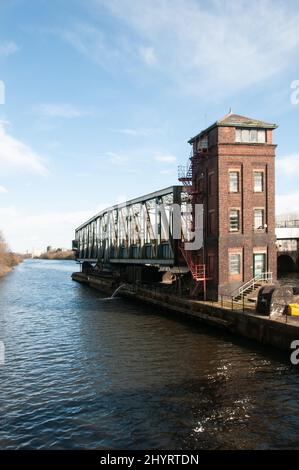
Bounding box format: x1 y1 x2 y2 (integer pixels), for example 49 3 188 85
276 219 299 228
178 165 192 180
180 245 206 281
231 272 273 299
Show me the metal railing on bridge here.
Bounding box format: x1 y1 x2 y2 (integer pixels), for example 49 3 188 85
276 220 299 228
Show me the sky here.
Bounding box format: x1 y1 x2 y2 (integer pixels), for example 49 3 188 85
0 0 299 253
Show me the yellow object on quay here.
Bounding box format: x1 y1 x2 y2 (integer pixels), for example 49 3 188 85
288 304 299 316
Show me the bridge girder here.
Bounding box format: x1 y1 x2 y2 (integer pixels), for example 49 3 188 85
74 186 192 267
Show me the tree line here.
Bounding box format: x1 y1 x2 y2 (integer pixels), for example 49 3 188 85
0 231 23 277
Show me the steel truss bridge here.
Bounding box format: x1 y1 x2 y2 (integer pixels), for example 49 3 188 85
73 186 192 269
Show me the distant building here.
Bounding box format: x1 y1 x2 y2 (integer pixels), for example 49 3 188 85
31 248 42 258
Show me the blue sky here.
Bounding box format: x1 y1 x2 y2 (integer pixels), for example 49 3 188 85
0 0 299 252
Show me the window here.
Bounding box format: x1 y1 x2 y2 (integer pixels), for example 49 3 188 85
229 253 241 275
258 131 266 143
229 209 240 232
208 255 215 278
208 173 214 195
254 171 264 192
253 253 266 277
250 129 257 142
208 210 215 234
254 209 265 230
229 171 239 192
197 177 204 194
236 128 266 143
196 136 208 151
235 129 242 142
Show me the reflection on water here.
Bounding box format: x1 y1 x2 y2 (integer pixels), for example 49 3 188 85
0 260 299 449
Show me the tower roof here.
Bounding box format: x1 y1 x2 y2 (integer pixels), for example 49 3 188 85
188 112 278 143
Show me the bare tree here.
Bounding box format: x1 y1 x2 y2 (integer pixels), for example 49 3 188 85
0 231 22 275
0 231 7 260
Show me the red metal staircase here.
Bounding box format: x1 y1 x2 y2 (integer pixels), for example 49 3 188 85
178 145 209 298
179 246 205 282
179 245 207 297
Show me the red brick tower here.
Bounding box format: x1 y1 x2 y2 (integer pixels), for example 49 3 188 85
179 112 277 299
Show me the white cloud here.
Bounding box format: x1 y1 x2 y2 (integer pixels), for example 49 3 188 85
154 154 177 163
34 103 92 119
276 193 299 215
160 169 176 175
0 81 5 105
0 41 18 56
97 0 299 97
112 127 159 136
0 205 108 252
0 124 48 175
0 206 17 217
60 22 124 70
276 154 299 176
139 46 157 65
75 172 94 177
104 151 128 165
57 22 157 73
0 185 8 193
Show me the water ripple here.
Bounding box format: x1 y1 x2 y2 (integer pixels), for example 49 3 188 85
0 260 298 449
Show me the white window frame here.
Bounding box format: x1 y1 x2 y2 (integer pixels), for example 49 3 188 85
254 208 265 231
229 209 240 232
236 128 266 144
254 171 264 193
229 171 239 193
229 253 241 275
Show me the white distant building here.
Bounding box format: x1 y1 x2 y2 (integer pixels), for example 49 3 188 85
31 248 42 258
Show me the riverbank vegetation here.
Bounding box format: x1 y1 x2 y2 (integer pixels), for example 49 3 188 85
38 249 75 260
0 232 23 277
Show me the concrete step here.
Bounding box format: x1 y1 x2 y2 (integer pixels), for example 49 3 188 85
233 283 263 302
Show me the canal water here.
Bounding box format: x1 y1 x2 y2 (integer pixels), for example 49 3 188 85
0 259 299 450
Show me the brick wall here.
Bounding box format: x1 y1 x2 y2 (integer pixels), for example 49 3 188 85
193 124 277 297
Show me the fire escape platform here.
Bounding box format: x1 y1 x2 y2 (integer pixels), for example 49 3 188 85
178 149 210 298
